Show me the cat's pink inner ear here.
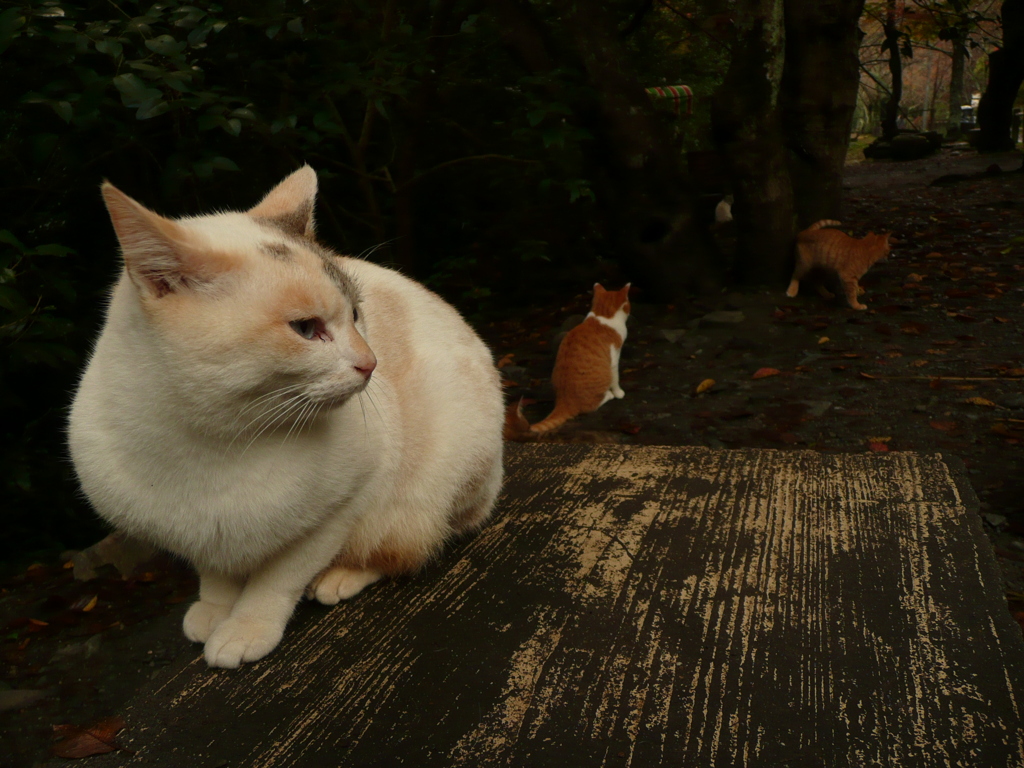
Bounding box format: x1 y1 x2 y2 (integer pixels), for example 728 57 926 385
248 165 317 239
102 183 215 298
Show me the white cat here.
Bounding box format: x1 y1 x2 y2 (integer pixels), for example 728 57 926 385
68 167 504 668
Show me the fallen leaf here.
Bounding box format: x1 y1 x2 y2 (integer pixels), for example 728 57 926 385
1013 612 1024 634
695 378 715 394
818 336 830 344
867 442 890 452
71 533 158 581
496 353 515 369
995 317 1010 323
858 372 876 380
953 385 976 391
930 420 957 431
906 273 925 282
752 368 780 379
619 422 642 435
1006 369 1024 377
51 717 128 759
867 436 892 443
910 359 929 367
900 321 928 335
964 397 999 407
925 251 943 259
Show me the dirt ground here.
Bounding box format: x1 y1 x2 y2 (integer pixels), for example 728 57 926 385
2 146 1023 767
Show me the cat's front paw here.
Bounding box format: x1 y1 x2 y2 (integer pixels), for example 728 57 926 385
203 615 284 668
851 302 867 310
308 567 382 605
612 386 625 399
183 600 232 643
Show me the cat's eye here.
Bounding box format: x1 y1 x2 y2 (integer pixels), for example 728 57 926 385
290 318 318 340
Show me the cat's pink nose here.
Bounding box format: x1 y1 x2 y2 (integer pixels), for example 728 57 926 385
355 357 376 378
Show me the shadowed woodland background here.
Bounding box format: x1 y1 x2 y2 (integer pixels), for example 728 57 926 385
1 0 1022 563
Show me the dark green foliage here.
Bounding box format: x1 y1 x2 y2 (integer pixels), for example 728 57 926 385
0 0 726 562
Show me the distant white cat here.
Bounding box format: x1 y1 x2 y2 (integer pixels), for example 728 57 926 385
68 167 504 668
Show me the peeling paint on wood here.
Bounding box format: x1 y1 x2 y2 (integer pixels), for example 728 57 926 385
95 446 1024 768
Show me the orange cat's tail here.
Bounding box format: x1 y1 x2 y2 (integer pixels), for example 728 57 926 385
804 219 842 231
503 398 533 440
529 402 577 435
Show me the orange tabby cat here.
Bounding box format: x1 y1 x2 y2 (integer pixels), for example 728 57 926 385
506 283 630 437
786 220 892 310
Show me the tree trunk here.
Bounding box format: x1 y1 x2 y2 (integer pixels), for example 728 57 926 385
947 37 968 136
881 0 903 141
712 0 793 284
978 0 1024 151
781 0 867 227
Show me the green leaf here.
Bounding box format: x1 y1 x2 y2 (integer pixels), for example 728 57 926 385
50 101 73 123
527 109 546 127
136 99 170 120
541 127 564 149
128 61 164 72
113 73 162 106
145 34 187 56
210 156 239 171
95 38 123 58
196 114 220 131
229 107 257 121
286 18 303 34
0 230 26 252
0 8 26 56
222 118 241 136
32 244 75 257
0 285 29 314
266 25 280 39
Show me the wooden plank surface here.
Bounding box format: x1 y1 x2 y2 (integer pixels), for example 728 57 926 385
91 445 1024 768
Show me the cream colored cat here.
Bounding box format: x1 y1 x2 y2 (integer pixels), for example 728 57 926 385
68 167 503 668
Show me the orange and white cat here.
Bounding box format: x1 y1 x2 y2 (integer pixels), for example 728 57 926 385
786 220 892 310
68 167 504 668
507 283 630 436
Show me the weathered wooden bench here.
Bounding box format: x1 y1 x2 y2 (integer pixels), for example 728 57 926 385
91 445 1024 767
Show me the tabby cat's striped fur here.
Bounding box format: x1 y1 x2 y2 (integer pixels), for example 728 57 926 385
786 220 892 310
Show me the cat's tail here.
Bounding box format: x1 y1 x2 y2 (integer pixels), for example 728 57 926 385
503 398 533 440
503 397 576 438
805 219 842 231
529 402 577 435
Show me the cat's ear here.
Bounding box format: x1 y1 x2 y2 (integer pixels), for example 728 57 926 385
593 283 606 294
102 182 222 298
248 165 317 239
